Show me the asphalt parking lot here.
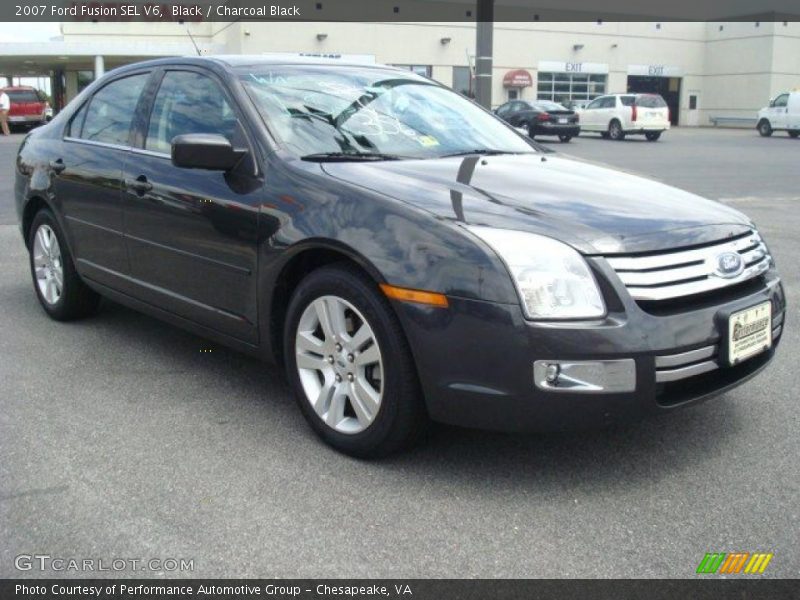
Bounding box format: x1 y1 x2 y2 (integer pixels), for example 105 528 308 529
1 127 798 579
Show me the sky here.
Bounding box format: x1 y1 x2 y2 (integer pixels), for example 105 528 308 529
0 23 61 91
0 22 61 43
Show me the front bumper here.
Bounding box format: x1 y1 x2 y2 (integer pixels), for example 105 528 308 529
394 267 785 432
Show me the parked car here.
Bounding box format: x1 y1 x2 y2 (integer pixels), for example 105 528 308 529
495 99 580 142
16 57 784 457
578 93 670 140
756 91 800 137
0 86 48 129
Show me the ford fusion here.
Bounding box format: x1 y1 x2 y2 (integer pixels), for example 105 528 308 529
15 57 785 456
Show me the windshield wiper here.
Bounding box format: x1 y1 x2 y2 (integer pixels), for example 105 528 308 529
439 149 533 158
301 152 408 162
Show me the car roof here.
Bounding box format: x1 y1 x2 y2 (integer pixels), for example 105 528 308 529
109 55 406 74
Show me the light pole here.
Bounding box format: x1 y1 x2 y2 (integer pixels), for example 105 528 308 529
475 0 494 110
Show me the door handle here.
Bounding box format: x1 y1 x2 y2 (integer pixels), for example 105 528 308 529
126 175 153 195
49 159 66 174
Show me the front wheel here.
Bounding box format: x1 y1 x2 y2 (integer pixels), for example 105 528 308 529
608 120 625 140
284 264 428 458
645 131 662 141
28 209 100 320
558 134 573 143
757 119 773 137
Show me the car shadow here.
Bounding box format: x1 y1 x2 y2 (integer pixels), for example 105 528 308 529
10 287 748 497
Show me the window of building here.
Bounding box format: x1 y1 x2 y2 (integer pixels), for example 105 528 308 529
393 64 432 78
452 66 473 97
537 72 606 105
79 73 149 146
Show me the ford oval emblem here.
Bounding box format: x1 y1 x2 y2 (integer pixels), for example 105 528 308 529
714 252 744 278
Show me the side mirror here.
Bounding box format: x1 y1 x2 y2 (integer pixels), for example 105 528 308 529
171 133 247 171
768 98 776 107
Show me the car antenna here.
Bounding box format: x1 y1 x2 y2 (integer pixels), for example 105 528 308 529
185 24 202 56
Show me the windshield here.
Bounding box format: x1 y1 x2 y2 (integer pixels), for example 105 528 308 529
239 65 537 159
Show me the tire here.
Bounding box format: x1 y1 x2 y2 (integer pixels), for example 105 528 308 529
789 131 800 138
645 131 662 141
558 134 573 143
608 120 625 140
527 123 537 139
283 264 429 458
757 119 773 137
600 132 610 139
28 208 100 321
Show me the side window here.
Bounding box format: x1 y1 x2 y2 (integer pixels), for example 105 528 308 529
774 94 789 108
496 104 511 117
603 97 616 108
80 73 149 146
68 101 89 138
586 97 604 110
145 70 238 154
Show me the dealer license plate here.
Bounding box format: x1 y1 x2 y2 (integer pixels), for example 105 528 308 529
728 302 772 364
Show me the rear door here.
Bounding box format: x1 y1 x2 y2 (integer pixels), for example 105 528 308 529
57 71 152 286
636 94 670 128
7 89 42 122
122 67 261 342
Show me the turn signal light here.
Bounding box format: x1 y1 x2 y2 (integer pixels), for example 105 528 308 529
380 284 449 308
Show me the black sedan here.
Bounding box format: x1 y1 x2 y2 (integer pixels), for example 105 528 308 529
495 99 580 142
15 57 784 457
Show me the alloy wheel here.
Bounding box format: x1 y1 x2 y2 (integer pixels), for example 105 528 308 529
295 295 384 434
32 224 63 305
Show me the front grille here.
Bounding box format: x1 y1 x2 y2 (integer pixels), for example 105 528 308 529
605 231 770 302
653 311 783 385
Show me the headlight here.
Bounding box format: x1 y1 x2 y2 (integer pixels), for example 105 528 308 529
467 227 606 320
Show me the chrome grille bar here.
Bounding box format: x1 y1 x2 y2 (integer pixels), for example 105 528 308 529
605 232 770 301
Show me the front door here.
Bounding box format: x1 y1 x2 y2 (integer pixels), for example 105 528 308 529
769 93 789 129
122 68 262 343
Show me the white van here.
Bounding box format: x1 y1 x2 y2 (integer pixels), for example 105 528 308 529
756 91 800 137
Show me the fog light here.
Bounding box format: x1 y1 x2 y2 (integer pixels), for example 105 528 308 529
544 363 560 383
533 359 636 393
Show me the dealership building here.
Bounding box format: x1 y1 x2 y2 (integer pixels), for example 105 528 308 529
1 20 799 126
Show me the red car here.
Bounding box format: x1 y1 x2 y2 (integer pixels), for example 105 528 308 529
1 86 48 129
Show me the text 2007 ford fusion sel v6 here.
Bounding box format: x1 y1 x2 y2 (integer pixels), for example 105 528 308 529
15 57 785 456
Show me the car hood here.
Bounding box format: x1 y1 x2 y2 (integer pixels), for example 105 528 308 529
321 153 752 254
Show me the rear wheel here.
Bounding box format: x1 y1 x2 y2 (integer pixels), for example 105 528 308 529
645 131 662 141
558 134 573 143
284 264 428 458
28 209 100 320
757 119 773 137
527 123 536 139
608 120 625 140
789 130 800 138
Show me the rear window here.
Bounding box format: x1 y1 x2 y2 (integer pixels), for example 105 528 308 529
6 90 40 103
636 95 667 108
533 101 567 111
